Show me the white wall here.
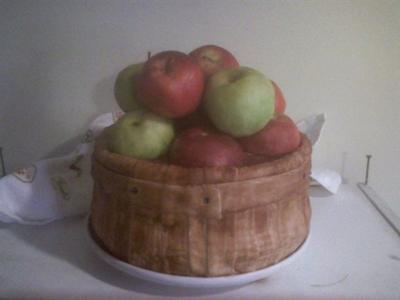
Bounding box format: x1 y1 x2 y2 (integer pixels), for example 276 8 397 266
1 1 399 213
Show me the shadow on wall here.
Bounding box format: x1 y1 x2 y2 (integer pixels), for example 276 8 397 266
2 69 119 174
2 54 56 172
92 74 119 117
43 74 118 160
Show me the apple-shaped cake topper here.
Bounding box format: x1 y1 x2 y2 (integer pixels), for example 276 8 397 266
189 44 239 79
114 62 144 112
204 67 275 138
107 109 175 160
239 114 301 157
169 127 244 167
137 51 205 119
272 81 286 114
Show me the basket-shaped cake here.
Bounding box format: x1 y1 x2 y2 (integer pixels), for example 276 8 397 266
89 133 312 277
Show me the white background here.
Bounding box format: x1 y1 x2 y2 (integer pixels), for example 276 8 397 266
1 0 399 213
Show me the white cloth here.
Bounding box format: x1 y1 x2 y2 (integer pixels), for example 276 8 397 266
0 112 334 225
311 168 342 194
296 113 326 146
0 112 122 225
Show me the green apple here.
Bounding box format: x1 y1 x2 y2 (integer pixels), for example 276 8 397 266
107 109 174 160
114 63 144 112
204 67 275 137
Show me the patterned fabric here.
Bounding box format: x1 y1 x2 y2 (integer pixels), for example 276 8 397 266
0 112 117 225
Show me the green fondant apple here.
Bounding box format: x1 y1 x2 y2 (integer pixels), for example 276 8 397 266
107 109 174 160
114 63 144 112
204 67 275 137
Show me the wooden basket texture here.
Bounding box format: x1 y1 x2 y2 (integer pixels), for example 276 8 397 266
89 134 312 277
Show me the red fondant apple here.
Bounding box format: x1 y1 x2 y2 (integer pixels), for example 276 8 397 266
239 114 301 157
169 127 244 167
272 81 286 114
174 109 214 133
137 51 205 118
189 45 239 79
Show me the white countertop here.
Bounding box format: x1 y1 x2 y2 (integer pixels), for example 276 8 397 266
1 184 400 300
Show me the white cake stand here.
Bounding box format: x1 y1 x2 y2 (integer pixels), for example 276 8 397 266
86 220 310 289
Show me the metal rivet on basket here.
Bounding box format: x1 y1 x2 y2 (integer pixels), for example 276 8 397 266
203 197 210 204
130 187 139 194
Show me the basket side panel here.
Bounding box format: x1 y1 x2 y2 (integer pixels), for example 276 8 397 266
128 212 190 275
91 182 118 254
207 214 236 276
206 157 311 276
187 216 208 276
112 194 132 261
207 202 281 276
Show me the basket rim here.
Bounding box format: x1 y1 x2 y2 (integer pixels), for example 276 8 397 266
93 132 312 185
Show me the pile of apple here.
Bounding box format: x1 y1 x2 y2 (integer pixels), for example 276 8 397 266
108 45 301 167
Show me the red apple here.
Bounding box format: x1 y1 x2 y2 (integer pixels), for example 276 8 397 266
272 81 286 114
174 109 214 133
169 127 244 167
189 45 239 79
137 51 205 118
239 114 301 157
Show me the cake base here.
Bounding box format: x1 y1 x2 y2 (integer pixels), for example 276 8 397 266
90 134 312 277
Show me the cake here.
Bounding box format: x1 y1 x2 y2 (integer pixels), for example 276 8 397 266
89 45 312 277
89 132 311 277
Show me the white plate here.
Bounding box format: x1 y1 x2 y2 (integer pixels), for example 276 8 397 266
86 221 310 288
